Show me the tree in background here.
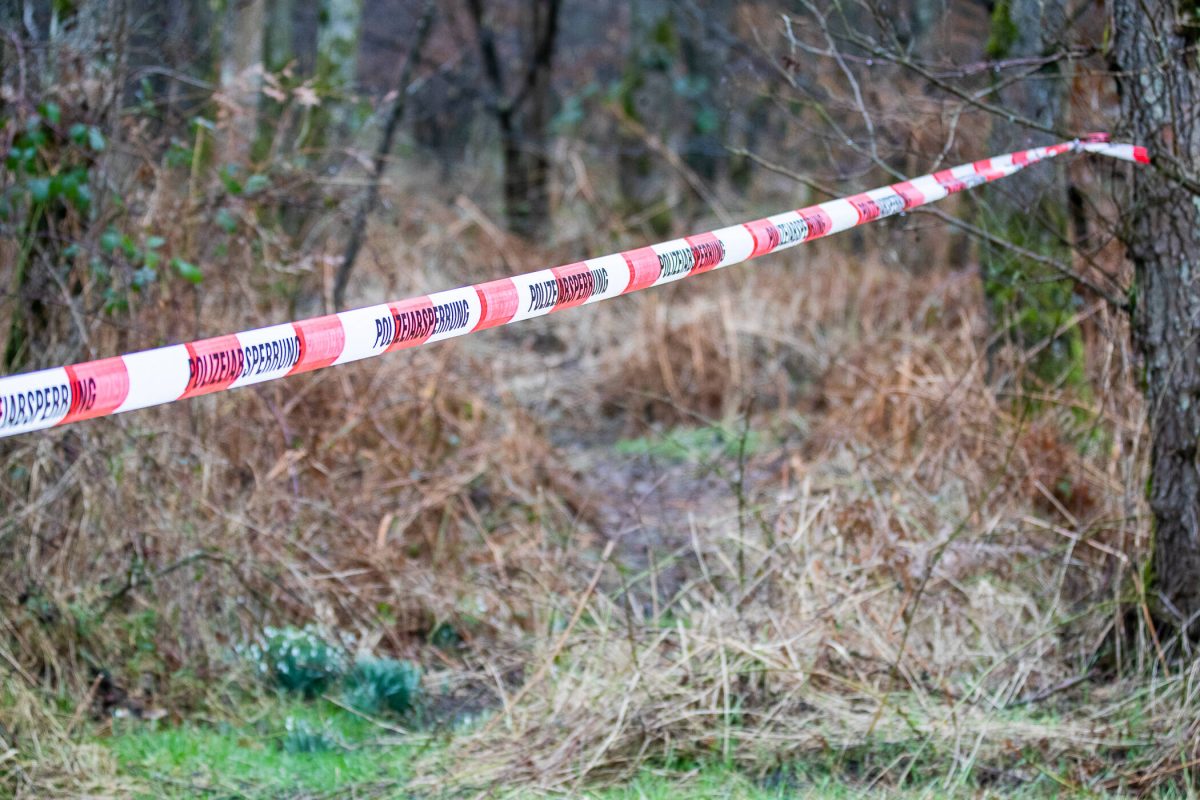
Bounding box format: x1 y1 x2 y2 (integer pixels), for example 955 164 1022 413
616 0 681 234
466 0 562 239
333 0 437 308
979 0 1083 387
771 0 1200 644
266 0 295 73
215 0 266 164
615 0 738 234
316 0 364 126
1111 0 1200 636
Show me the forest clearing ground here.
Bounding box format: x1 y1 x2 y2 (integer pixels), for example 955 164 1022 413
4 199 1192 797
3 1 1198 796
97 242 1193 797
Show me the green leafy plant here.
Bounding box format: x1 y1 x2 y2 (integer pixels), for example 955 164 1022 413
244 626 347 698
281 716 341 754
342 655 421 717
2 103 103 221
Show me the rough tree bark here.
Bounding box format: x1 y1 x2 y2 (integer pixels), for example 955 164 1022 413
1111 0 1200 635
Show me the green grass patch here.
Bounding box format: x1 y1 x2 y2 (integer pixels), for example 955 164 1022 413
107 697 421 799
615 423 763 463
102 695 1172 798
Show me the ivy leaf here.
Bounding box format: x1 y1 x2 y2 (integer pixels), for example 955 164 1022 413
39 103 61 126
145 236 166 250
120 234 138 260
28 178 51 204
694 106 719 136
215 208 238 233
87 127 106 153
24 127 47 148
131 266 157 291
100 229 121 253
171 257 204 284
103 286 128 314
219 165 243 195
68 183 92 212
243 174 270 196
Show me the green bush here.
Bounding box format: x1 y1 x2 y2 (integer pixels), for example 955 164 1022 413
245 626 347 698
342 656 422 717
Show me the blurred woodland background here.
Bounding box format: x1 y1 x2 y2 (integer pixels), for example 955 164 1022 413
3 0 1200 796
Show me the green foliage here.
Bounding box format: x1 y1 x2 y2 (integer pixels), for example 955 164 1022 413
428 620 463 650
979 206 1086 388
1 102 201 331
108 698 415 798
171 258 204 284
615 423 763 463
244 626 348 698
342 656 422 717
281 716 341 754
2 104 111 367
2 105 103 220
986 0 1019 59
1181 0 1200 42
215 164 273 199
552 83 600 135
648 15 680 68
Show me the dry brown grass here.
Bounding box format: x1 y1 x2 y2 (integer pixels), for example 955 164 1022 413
399 230 1173 794
0 94 1192 799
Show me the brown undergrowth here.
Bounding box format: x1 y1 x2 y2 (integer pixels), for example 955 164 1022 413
0 126 1192 797
409 234 1189 794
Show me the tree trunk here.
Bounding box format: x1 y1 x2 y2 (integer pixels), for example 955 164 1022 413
502 0 558 240
217 0 266 164
1111 0 1200 635
265 0 294 73
617 0 680 236
467 0 560 240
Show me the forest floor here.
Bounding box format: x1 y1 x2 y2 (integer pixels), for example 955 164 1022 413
88 257 1194 797
101 692 1162 799
6 177 1199 797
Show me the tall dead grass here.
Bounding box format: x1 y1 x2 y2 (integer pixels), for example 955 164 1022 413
407 229 1177 794
0 97 1189 798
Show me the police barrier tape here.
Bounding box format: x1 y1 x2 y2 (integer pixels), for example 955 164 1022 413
0 135 1148 439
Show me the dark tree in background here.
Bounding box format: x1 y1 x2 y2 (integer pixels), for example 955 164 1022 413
981 0 1078 385
1111 0 1200 635
467 0 562 239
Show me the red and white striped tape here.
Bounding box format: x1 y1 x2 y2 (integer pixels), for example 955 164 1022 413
0 135 1147 439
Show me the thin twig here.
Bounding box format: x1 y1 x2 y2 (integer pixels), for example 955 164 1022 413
332 0 436 309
